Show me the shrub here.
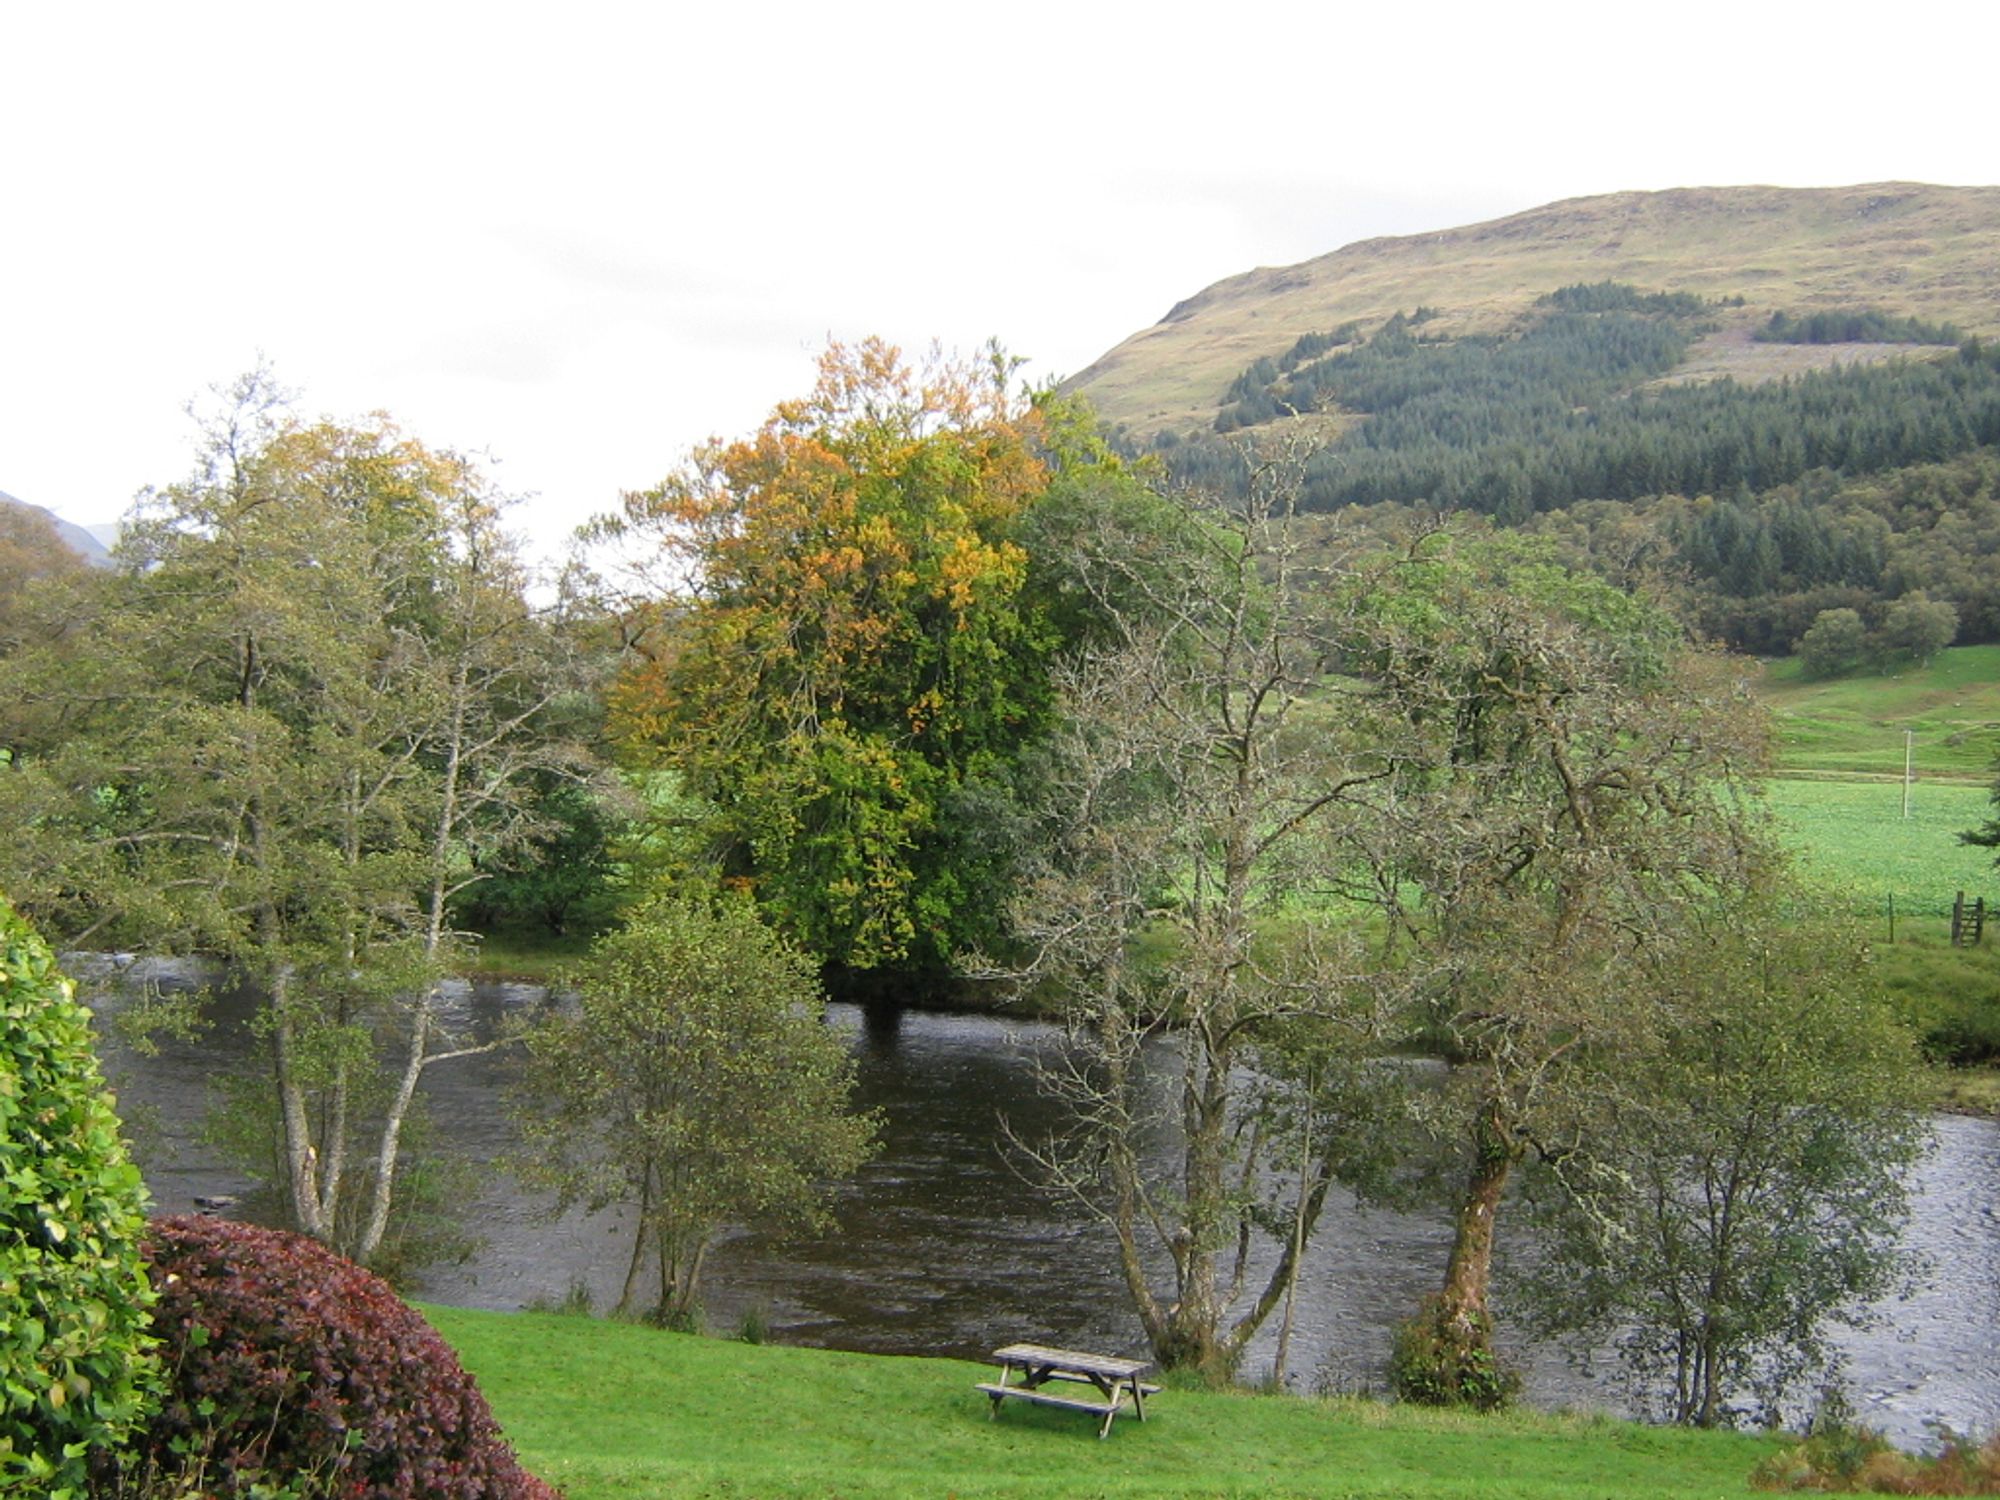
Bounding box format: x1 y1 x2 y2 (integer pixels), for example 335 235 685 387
1751 1412 2000 1493
1748 1386 2000 1493
1879 591 1959 666
108 1216 555 1499
0 900 157 1500
1386 1295 1520 1412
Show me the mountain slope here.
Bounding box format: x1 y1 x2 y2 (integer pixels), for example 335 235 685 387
0 491 113 566
1071 183 2000 439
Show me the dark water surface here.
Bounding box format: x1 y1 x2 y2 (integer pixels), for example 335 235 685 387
87 967 2000 1446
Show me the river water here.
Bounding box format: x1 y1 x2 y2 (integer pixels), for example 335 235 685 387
85 967 2000 1446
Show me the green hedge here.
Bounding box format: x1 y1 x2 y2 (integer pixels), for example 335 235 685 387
0 901 156 1498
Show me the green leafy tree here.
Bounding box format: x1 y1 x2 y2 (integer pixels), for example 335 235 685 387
995 445 1407 1381
1877 589 1957 663
0 369 594 1266
1 901 156 1499
509 891 877 1326
0 504 86 661
1521 921 1928 1427
1795 605 1871 677
451 776 629 938
1347 530 1773 1405
601 339 1073 981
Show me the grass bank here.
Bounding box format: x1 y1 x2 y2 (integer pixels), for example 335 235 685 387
1755 644 2000 783
461 929 594 983
426 1306 1777 1500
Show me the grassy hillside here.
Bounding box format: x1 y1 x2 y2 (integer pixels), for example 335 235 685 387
1070 183 2000 440
1757 643 2000 782
428 1305 1779 1499
1751 645 1998 916
1748 647 2000 1080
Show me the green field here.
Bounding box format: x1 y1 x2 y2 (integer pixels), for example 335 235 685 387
428 1306 1778 1500
1750 645 1999 920
1756 644 2000 783
1752 651 2000 1075
1763 779 1996 921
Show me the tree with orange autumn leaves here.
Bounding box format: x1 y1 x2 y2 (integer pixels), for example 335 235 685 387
604 340 1112 980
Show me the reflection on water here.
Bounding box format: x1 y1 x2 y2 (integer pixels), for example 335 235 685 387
85 967 2000 1446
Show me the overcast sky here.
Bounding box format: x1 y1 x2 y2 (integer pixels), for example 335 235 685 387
7 2 1997 568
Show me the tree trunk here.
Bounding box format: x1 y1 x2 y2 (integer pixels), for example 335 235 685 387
618 1167 655 1316
357 1002 432 1263
1270 1081 1316 1387
1440 1144 1511 1334
1155 1026 1236 1381
317 1063 349 1236
1100 995 1169 1353
271 974 328 1240
1391 1103 1522 1409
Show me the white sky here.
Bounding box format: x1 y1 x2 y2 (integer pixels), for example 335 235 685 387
7 1 1997 569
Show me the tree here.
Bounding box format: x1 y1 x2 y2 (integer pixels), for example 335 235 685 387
600 339 1067 982
508 891 877 1326
449 776 629 938
1 901 156 1499
1346 530 1773 1404
1795 606 1870 677
0 369 596 1266
0 503 86 661
995 447 1407 1381
1877 589 1957 663
1961 741 2000 861
1520 921 1928 1427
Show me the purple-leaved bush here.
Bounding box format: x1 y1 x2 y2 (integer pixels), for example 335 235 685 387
111 1215 557 1499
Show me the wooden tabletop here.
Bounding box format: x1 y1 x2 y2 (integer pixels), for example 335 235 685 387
991 1343 1154 1380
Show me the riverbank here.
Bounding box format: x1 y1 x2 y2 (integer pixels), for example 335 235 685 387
426 1305 1780 1499
461 923 2000 1116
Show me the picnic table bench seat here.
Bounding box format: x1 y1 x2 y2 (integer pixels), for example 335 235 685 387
977 1342 1158 1439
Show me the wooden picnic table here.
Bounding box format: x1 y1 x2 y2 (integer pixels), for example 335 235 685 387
975 1343 1159 1439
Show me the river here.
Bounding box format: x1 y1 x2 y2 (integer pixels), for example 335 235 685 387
84 966 2000 1447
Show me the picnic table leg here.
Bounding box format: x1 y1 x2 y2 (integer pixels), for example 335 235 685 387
1129 1376 1146 1422
987 1362 1012 1418
1081 1374 1120 1440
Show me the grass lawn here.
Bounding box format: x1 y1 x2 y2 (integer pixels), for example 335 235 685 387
427 1307 1779 1500
1758 775 2000 1076
1748 644 2000 921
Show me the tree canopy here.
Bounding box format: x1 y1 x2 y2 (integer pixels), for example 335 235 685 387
1522 921 1928 1427
1336 530 1775 1402
0 369 597 1265
605 339 1100 980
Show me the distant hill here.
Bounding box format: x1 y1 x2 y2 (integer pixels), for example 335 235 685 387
1070 182 2000 441
1063 184 2000 665
0 491 113 567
